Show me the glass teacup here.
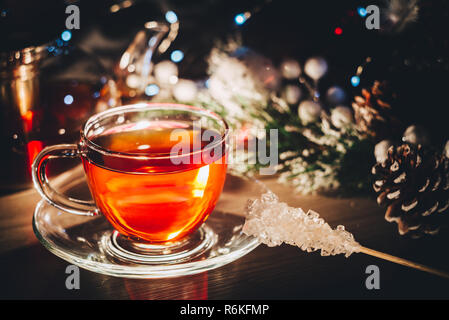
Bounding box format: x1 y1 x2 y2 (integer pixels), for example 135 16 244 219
32 103 228 249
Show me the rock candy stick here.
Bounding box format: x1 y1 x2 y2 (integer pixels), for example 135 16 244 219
243 191 449 279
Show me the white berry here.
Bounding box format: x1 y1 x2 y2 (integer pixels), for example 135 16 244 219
280 59 301 79
298 100 322 124
304 57 328 81
331 106 353 128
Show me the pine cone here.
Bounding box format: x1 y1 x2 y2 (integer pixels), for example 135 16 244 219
372 143 449 237
352 81 402 141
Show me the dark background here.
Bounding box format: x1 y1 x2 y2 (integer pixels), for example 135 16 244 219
1 0 448 142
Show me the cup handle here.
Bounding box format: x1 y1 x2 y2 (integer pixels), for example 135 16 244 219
32 144 98 216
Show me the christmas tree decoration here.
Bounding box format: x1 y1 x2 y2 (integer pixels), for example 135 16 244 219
280 59 302 80
330 106 353 129
146 37 378 195
372 143 449 237
304 57 328 81
203 42 273 127
145 39 375 195
326 86 346 106
282 85 302 105
230 46 281 91
352 80 402 141
297 100 322 125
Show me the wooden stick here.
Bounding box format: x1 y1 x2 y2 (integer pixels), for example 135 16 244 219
359 246 449 279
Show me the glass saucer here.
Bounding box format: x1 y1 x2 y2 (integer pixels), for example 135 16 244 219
32 166 266 278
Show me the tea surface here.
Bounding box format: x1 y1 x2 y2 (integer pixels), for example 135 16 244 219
83 124 227 242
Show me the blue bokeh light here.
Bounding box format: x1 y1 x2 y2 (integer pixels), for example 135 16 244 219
61 30 72 42
145 84 160 96
64 94 74 105
350 76 361 87
234 13 247 25
165 11 178 24
170 50 184 63
357 7 367 17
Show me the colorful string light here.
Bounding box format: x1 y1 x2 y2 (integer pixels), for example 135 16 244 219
170 50 184 63
61 30 72 41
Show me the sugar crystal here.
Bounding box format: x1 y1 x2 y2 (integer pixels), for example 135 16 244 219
243 192 361 257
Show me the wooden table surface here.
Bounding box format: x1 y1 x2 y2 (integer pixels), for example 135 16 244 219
1 173 449 300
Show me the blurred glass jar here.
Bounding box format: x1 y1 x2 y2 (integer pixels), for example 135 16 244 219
0 36 120 192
